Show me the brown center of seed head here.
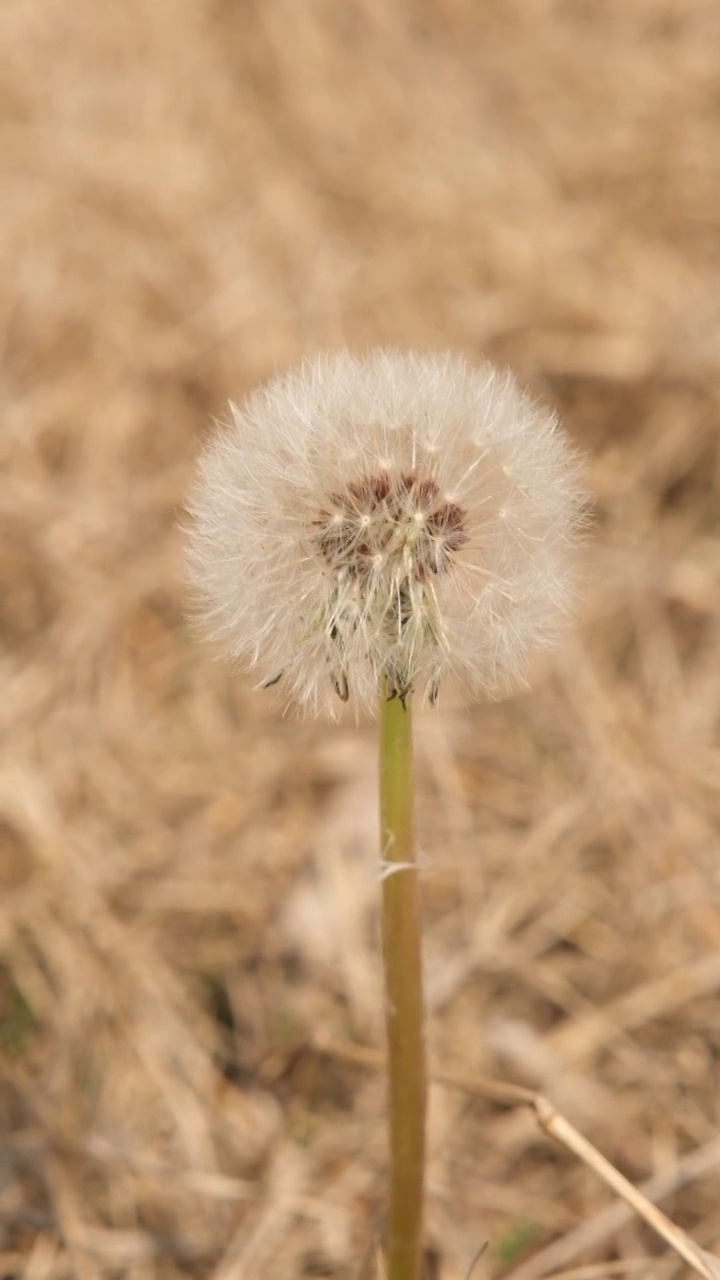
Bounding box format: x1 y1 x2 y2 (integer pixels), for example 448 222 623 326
315 470 469 583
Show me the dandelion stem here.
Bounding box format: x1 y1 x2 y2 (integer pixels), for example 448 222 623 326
379 680 427 1280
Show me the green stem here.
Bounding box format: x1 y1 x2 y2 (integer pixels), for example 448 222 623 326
379 681 427 1280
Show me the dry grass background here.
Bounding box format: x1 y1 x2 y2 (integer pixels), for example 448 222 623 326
2 1 720 1276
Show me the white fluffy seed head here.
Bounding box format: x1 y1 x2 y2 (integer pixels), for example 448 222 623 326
186 349 586 718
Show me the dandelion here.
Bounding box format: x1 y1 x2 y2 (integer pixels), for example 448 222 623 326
186 348 584 719
186 349 585 1280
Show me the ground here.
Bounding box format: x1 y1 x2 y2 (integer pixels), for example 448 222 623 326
1 2 720 1277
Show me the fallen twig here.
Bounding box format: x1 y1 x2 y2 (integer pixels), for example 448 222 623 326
313 1036 720 1280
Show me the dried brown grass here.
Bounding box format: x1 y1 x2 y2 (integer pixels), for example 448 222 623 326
2 1 720 1276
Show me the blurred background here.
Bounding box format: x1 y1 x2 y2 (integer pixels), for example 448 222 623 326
2 2 720 1277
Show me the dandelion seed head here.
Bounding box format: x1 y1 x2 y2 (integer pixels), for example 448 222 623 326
186 348 586 717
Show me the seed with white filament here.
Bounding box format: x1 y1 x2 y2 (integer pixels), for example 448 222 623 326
315 471 468 583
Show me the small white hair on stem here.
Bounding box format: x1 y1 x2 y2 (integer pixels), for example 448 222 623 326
186 348 586 718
